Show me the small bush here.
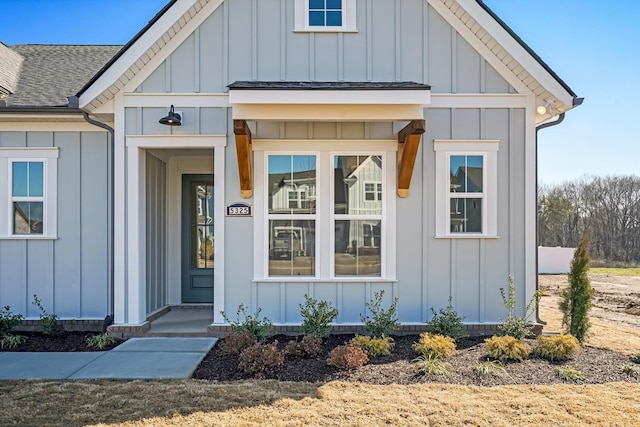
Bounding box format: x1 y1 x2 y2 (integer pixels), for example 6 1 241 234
413 332 456 360
299 295 338 338
360 290 399 338
499 275 540 340
238 341 285 377
428 297 466 342
631 353 640 364
474 360 509 380
484 335 531 362
534 334 580 361
0 334 25 349
0 306 23 337
351 335 394 357
622 366 638 378
219 331 257 356
413 355 453 377
326 344 369 370
285 334 322 358
554 366 586 382
32 295 59 336
86 333 117 350
221 304 273 343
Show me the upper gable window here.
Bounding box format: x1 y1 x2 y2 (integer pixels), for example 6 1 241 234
294 0 357 32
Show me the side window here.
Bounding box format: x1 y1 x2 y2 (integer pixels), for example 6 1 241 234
294 0 357 32
434 140 498 238
11 161 44 235
0 148 58 239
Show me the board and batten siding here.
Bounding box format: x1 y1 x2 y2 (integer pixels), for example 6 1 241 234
0 130 110 319
135 0 512 95
122 0 529 325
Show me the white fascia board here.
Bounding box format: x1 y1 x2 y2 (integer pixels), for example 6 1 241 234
232 104 425 121
453 0 575 107
79 0 224 110
123 93 230 108
229 89 430 105
125 135 227 148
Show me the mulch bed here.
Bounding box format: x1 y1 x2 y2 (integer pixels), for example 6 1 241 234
5 332 639 386
192 334 640 386
2 331 123 352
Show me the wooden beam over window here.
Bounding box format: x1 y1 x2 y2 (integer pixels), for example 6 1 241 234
233 119 253 199
397 119 425 198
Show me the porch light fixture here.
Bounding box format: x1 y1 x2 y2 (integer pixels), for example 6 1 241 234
536 100 553 116
159 105 182 126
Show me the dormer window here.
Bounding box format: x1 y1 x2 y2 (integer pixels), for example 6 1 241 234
294 0 357 32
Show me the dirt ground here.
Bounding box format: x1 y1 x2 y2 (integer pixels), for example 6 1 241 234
538 273 640 354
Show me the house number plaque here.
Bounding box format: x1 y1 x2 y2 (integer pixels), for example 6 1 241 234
226 203 252 217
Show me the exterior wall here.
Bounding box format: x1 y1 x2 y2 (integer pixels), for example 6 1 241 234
145 152 167 314
121 0 531 325
0 130 110 319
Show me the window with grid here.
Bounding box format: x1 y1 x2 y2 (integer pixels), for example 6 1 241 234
309 0 343 27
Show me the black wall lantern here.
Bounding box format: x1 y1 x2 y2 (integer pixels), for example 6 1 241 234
159 105 182 126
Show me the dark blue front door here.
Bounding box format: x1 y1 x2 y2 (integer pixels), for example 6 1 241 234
181 174 214 303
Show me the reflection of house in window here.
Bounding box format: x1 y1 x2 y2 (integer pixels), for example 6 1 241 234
363 222 381 247
268 170 317 214
450 160 482 233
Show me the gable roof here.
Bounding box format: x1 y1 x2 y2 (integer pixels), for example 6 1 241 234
1 44 122 108
0 42 23 99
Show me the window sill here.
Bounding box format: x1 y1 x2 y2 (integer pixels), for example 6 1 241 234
433 234 500 240
253 277 397 283
293 29 358 33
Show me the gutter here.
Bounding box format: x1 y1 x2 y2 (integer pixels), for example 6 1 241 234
78 105 116 333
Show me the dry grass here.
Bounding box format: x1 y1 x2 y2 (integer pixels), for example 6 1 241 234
1 380 639 426
590 267 640 276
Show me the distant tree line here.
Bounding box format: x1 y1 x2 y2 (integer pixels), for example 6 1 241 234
538 175 640 265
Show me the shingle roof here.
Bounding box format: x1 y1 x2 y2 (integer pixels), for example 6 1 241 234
0 43 23 98
4 44 122 107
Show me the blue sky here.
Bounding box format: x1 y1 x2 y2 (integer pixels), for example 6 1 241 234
1 0 637 185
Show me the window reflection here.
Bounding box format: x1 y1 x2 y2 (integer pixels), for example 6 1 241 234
335 220 381 276
269 220 315 276
268 155 316 214
334 155 382 215
13 202 43 234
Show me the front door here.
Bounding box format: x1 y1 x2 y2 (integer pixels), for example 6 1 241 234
182 174 214 303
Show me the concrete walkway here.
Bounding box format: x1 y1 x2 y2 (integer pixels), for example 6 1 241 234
0 337 217 380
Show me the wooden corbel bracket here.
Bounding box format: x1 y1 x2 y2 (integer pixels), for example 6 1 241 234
397 119 426 198
233 119 253 199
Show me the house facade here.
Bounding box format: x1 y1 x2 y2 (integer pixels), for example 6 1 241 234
0 0 581 336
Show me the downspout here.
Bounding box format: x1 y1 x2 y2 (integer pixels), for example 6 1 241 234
73 98 116 332
534 112 566 325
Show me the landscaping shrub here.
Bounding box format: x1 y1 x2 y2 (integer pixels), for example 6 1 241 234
0 305 23 337
554 366 586 382
360 290 399 338
484 335 531 362
412 332 456 359
86 333 117 350
351 335 394 357
428 297 466 342
285 334 322 358
560 234 593 343
534 334 580 361
32 295 59 336
219 330 257 356
499 275 540 340
631 353 640 364
326 344 369 370
221 304 273 343
0 334 25 350
474 360 510 380
238 341 285 377
298 294 338 338
413 355 453 377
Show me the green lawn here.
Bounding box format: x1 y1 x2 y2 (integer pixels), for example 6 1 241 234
590 268 640 276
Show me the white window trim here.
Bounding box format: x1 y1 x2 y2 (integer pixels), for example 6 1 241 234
434 140 499 239
253 140 396 281
0 148 59 240
294 0 358 33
